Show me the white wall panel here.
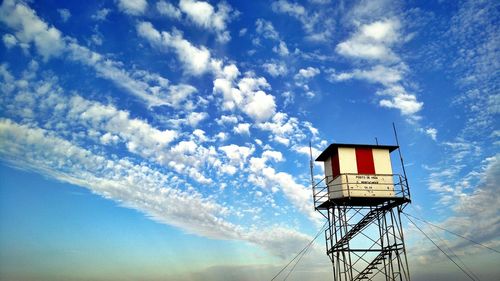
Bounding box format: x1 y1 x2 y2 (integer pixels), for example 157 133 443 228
373 148 393 174
338 147 357 174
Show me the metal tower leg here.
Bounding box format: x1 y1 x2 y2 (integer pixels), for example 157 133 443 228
322 201 410 281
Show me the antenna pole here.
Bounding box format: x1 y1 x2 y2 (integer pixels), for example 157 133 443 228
309 140 315 191
393 122 410 198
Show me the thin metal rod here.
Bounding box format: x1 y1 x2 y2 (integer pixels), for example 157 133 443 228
404 212 499 254
404 214 478 281
393 122 411 198
397 208 412 281
309 141 315 195
425 218 481 281
384 212 395 281
270 221 328 281
390 210 404 281
378 209 389 281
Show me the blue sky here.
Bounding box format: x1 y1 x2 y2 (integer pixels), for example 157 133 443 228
0 0 498 280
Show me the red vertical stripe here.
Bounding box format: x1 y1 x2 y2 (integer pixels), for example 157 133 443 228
331 150 340 178
355 148 375 174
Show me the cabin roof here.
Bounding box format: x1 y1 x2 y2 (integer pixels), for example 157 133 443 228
315 143 399 161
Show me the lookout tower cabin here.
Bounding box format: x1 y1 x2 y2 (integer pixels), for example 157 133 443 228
313 143 410 209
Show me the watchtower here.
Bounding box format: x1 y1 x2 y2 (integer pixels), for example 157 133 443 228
313 143 411 281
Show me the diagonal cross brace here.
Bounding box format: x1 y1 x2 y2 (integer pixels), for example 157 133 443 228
328 201 401 254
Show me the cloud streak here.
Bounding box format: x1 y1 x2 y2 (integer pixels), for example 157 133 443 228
330 10 426 123
0 0 200 109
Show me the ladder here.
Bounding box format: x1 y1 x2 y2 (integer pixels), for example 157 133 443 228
328 201 400 254
352 250 390 280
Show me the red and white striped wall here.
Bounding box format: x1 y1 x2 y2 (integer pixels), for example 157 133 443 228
324 147 393 178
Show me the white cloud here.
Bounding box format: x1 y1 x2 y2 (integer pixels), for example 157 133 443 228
273 40 289 56
256 112 307 146
137 21 212 76
100 132 120 145
238 77 276 122
328 65 423 117
179 0 215 27
0 68 221 187
92 8 111 21
166 33 212 75
442 140 481 163
179 0 235 43
0 0 65 60
243 90 276 122
215 132 228 141
69 96 179 154
424 127 438 141
347 0 395 23
233 123 250 135
0 119 226 238
57 8 71 22
192 129 208 142
446 155 500 243
262 150 284 162
2 33 17 48
67 41 197 107
137 22 278 122
164 84 198 108
361 18 400 42
336 18 401 62
256 19 279 41
329 64 405 86
136 21 161 43
0 1 195 108
220 164 237 175
1 60 327 253
330 17 424 119
272 0 306 18
213 75 276 122
216 115 239 125
90 33 103 45
0 1 331 261
263 62 287 77
213 77 242 110
237 76 269 95
293 145 321 160
446 0 499 138
186 111 208 127
295 67 320 79
245 227 311 258
219 144 254 167
156 0 181 19
309 0 331 3
415 155 500 261
271 0 332 42
377 85 423 116
254 18 289 57
294 67 320 94
219 63 240 81
248 153 319 223
171 140 198 155
303 121 319 136
0 118 323 257
116 0 147 16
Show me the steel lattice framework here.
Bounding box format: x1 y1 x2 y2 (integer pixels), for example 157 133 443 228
313 174 411 281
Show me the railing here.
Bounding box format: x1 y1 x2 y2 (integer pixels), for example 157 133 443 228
313 173 410 209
